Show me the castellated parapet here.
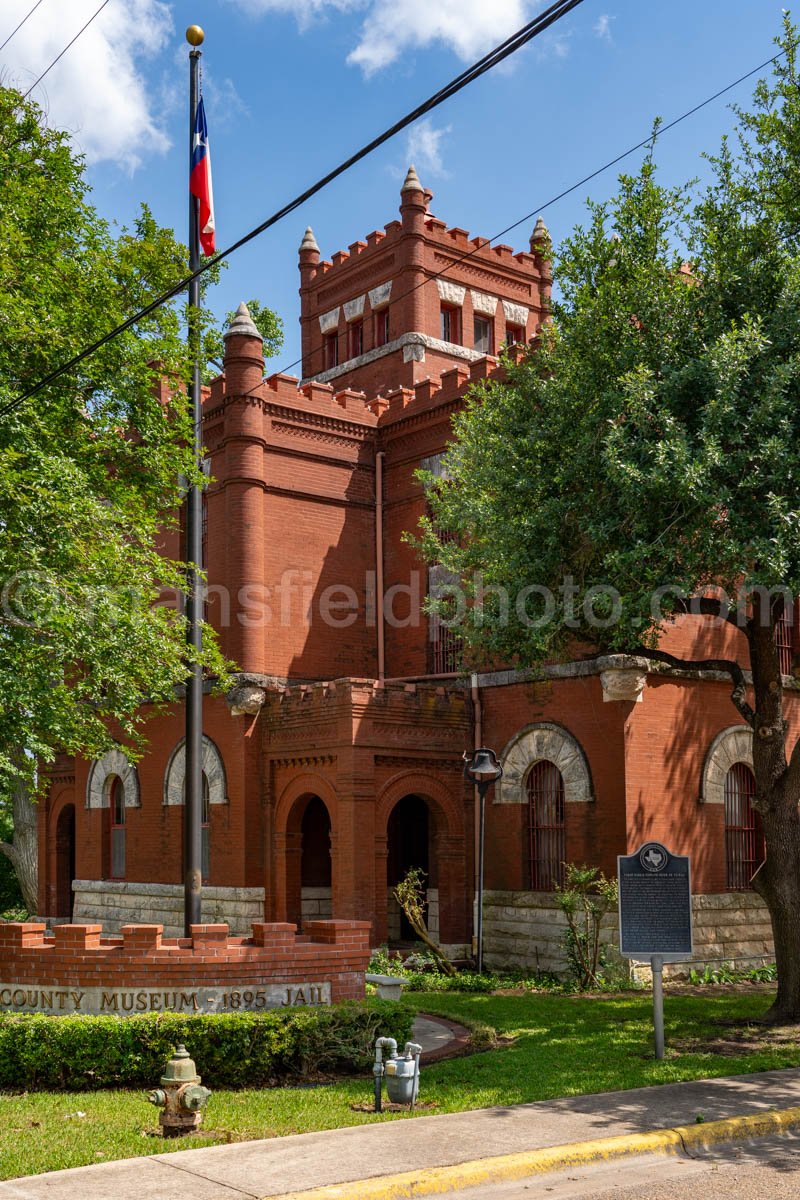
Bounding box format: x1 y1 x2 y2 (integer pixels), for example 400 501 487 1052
0 920 371 1015
297 167 547 398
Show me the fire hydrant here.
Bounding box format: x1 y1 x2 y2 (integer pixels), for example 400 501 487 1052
148 1044 211 1137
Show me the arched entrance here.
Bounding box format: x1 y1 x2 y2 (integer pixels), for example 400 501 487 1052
283 794 333 928
55 804 75 919
301 796 332 923
386 795 436 944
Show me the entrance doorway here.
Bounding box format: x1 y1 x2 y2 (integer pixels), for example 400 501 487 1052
387 795 434 943
55 804 75 919
284 794 333 927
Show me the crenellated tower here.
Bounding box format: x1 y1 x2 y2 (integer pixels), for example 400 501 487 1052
298 167 550 400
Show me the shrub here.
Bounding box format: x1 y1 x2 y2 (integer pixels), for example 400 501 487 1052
367 945 408 976
0 1000 412 1091
556 863 619 990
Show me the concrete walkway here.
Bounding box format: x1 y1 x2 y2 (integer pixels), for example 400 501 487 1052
4 1060 800 1199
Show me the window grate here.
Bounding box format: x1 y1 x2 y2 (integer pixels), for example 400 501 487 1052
430 618 462 673
527 760 565 891
109 776 125 880
775 612 794 677
724 762 763 890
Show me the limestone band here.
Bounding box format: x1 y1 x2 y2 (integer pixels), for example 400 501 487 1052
0 981 331 1016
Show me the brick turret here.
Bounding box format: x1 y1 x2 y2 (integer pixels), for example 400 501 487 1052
223 302 264 396
221 303 267 670
398 165 429 336
298 171 547 401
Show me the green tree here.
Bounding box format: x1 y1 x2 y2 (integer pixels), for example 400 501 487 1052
0 88 279 907
419 21 800 1020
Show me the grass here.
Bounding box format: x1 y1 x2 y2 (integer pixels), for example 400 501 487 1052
1 987 798 1180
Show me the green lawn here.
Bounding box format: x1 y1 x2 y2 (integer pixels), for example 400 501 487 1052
1 988 797 1181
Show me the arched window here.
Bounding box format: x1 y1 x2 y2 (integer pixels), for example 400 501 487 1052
201 773 211 883
108 775 126 880
724 763 763 890
183 772 212 883
527 761 566 891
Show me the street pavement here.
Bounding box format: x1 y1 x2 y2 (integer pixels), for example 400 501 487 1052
447 1133 800 1198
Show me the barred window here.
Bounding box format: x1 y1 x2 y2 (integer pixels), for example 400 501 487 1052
201 773 211 884
109 776 126 880
775 611 794 677
724 763 763 890
527 760 566 891
424 460 462 672
428 563 463 673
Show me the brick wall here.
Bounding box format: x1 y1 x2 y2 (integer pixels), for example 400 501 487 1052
0 919 371 1010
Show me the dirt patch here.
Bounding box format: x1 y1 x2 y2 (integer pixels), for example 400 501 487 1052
673 1022 800 1057
664 982 776 998
350 1100 439 1113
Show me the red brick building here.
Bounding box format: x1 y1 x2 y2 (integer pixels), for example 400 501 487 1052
38 169 792 970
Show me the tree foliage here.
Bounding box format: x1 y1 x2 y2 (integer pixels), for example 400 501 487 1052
0 84 271 793
419 20 800 1018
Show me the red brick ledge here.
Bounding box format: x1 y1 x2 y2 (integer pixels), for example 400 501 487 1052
0 920 372 1005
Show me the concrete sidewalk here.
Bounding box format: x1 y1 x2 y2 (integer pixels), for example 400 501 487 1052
3 1068 800 1200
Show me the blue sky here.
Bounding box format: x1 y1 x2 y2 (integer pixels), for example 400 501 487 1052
0 0 791 374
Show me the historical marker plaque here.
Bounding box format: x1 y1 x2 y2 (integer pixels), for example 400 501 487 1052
618 842 692 960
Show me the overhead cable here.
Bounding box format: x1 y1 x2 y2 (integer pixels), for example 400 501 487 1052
21 0 113 100
283 50 785 378
0 0 584 418
0 0 47 55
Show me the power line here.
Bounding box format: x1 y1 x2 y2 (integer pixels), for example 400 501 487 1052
0 0 584 420
285 49 786 381
0 0 46 55
21 0 113 100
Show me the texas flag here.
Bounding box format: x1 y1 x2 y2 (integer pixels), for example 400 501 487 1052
190 96 215 256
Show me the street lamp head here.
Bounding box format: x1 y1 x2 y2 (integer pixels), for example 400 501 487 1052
463 747 503 786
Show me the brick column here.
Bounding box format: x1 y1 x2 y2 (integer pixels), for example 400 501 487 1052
222 305 266 671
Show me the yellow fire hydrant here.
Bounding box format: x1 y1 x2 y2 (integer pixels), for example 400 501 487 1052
148 1044 211 1137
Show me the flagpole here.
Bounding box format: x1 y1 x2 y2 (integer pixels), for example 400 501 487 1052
184 23 205 935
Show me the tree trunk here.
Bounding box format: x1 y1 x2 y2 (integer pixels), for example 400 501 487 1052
0 776 39 916
748 607 800 1022
753 823 800 1022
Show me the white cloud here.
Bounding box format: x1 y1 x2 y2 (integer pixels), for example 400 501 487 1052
405 117 451 178
0 0 173 171
594 13 613 42
348 0 529 75
230 0 367 33
204 76 250 129
228 0 551 76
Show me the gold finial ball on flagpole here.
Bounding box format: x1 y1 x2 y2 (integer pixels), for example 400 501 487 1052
186 25 205 46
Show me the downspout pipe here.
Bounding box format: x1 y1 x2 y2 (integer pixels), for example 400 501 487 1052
375 451 385 682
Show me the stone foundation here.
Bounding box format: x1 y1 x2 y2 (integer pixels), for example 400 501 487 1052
384 887 467 960
483 890 775 976
385 887 439 945
72 880 265 937
301 887 333 922
0 918 371 1014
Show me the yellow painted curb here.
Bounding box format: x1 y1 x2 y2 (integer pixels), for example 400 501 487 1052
262 1106 800 1200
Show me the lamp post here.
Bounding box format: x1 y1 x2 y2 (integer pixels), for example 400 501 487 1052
463 747 503 973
